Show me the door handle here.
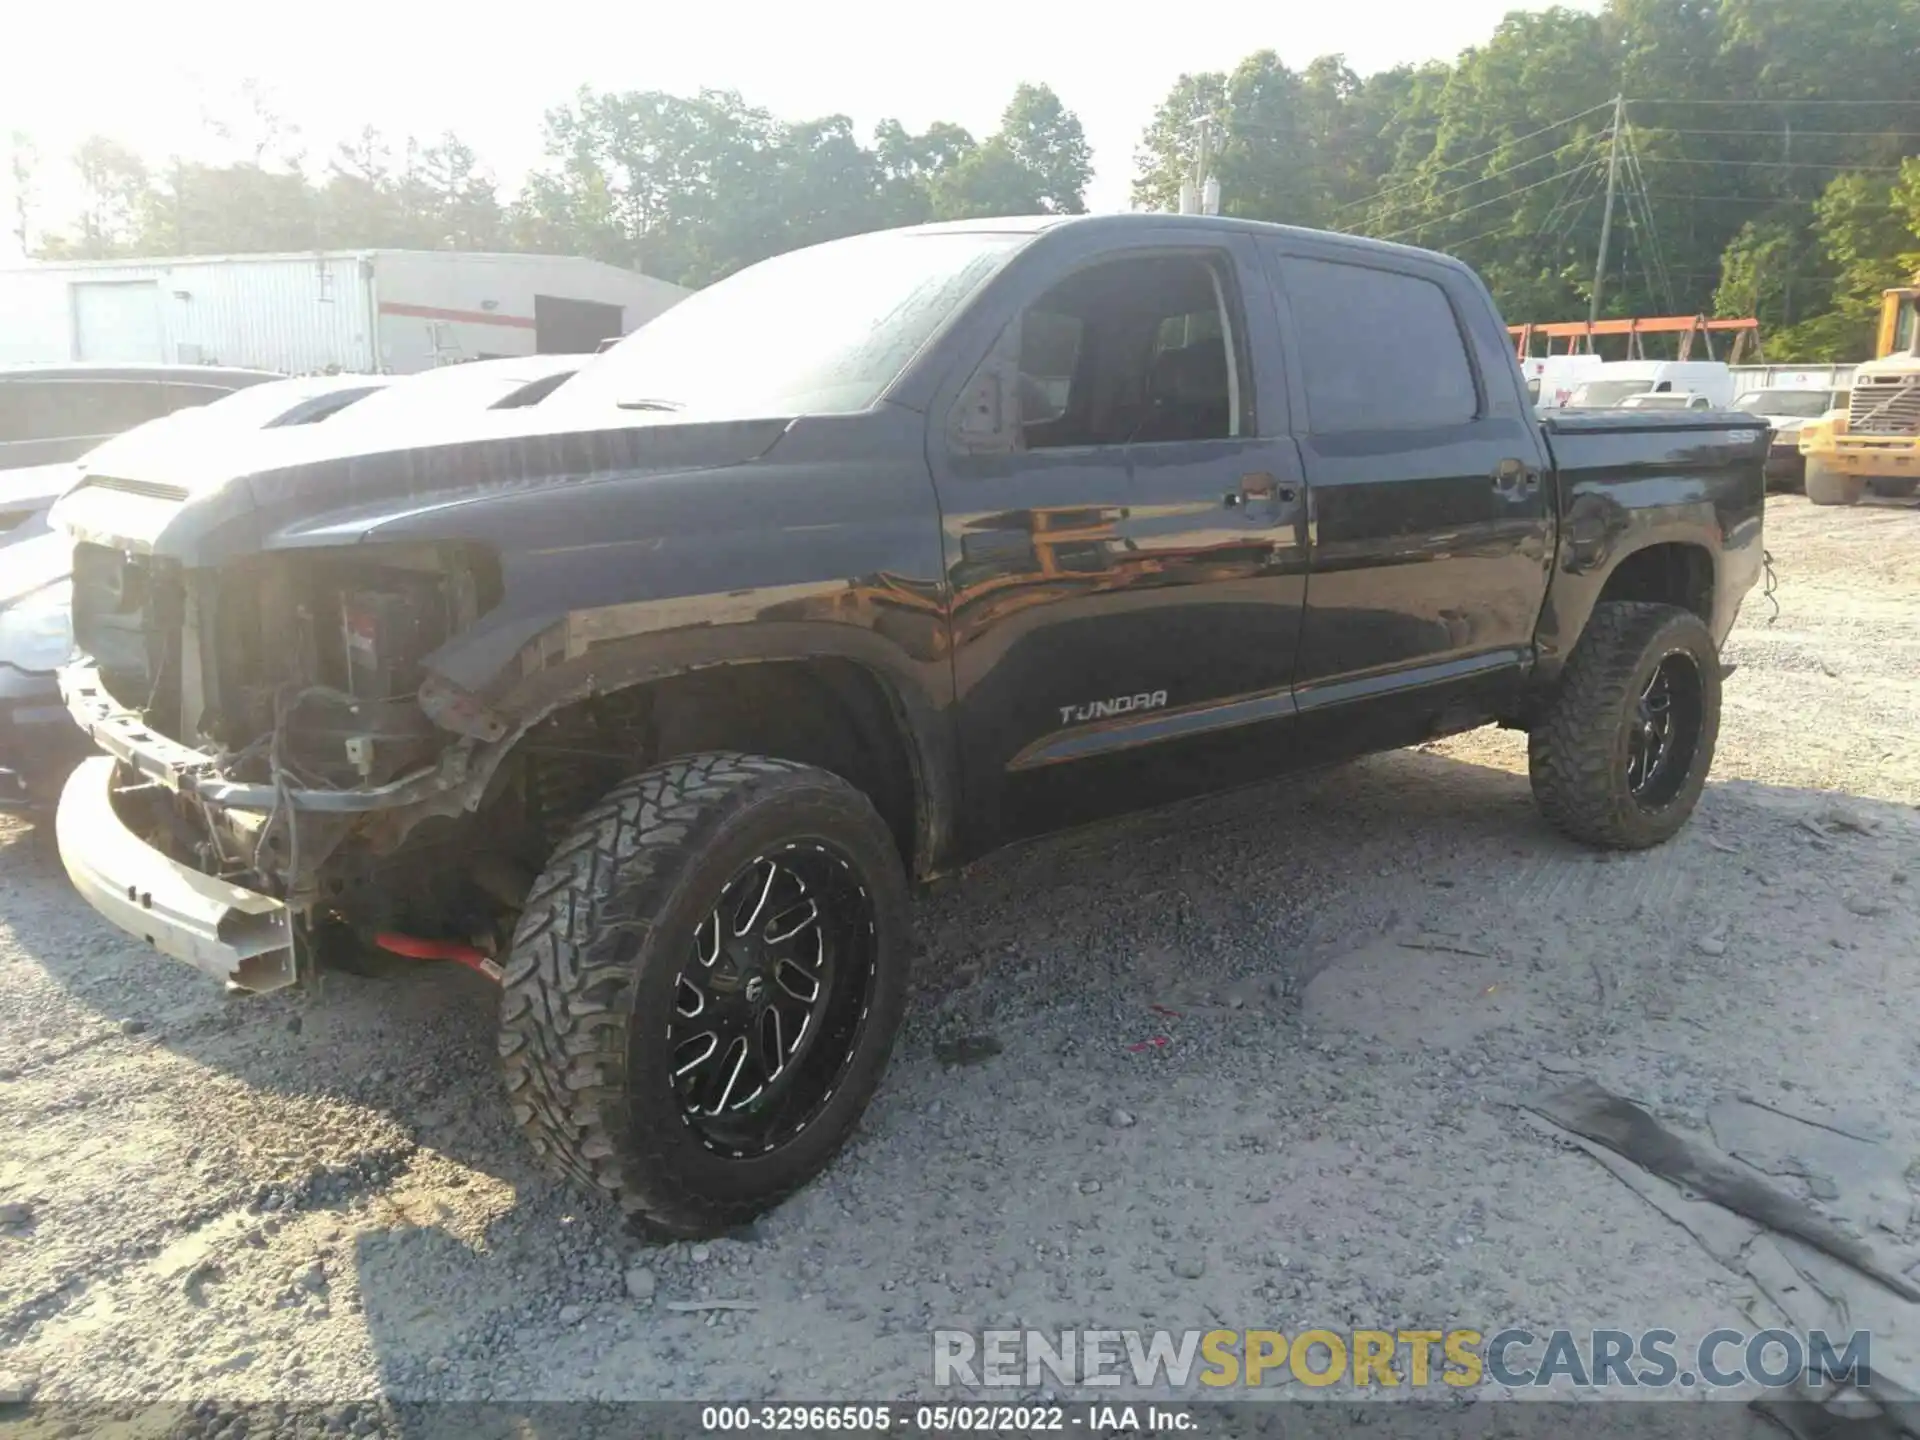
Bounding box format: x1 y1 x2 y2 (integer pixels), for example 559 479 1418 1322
1224 472 1297 508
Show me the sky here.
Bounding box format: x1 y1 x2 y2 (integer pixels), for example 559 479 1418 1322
0 0 1602 263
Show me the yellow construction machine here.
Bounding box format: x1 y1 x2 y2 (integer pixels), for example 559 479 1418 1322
1799 277 1920 504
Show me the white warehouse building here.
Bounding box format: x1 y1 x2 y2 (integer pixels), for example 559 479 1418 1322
0 250 690 374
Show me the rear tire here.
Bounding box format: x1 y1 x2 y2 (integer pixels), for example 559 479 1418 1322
1528 602 1721 850
1867 477 1918 499
499 752 911 1238
1805 460 1866 507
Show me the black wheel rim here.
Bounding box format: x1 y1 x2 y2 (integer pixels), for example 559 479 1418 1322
667 842 878 1158
1627 649 1704 810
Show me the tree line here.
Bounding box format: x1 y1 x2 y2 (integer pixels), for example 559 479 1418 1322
8 0 1920 361
6 81 1093 290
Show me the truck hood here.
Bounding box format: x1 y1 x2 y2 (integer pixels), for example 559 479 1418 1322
1850 356 1920 381
49 406 793 562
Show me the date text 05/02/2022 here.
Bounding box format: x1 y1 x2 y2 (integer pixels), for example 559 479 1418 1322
699 1403 1193 1432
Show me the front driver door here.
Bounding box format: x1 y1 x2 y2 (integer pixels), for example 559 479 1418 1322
927 230 1309 849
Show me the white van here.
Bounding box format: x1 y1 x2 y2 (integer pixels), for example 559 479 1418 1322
1564 360 1734 409
1520 354 1605 409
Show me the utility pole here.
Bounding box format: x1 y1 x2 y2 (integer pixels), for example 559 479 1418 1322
1589 94 1626 330
1196 116 1212 212
1180 116 1213 215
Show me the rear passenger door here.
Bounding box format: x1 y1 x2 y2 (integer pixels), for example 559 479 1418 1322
1262 243 1552 736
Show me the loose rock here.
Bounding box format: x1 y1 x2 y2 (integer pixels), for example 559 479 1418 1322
0 1371 37 1404
625 1266 658 1301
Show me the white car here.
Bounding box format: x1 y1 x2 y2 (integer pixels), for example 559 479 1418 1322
1731 386 1850 492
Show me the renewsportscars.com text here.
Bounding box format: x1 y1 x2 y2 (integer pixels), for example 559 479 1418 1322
932 1327 1871 1391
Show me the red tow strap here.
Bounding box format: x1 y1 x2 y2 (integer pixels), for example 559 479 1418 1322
373 932 504 982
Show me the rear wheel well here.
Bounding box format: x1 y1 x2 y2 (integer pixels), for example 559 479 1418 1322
1594 543 1714 623
497 660 921 875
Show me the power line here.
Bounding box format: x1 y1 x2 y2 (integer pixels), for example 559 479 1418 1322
1539 156 1608 243
1439 218 1536 253
1374 163 1598 243
1634 125 1920 140
1644 191 1896 204
1625 97 1920 107
1621 124 1677 311
1330 99 1615 218
1636 155 1910 172
1357 131 1605 232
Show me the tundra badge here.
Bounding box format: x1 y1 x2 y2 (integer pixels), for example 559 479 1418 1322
1059 690 1170 726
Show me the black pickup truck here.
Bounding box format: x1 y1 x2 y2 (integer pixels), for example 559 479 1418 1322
49 215 1767 1235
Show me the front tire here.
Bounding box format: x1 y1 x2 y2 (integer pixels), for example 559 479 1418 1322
1529 602 1721 850
1805 460 1866 507
499 753 911 1237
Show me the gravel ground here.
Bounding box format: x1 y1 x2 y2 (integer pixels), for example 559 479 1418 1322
2 493 1918 1417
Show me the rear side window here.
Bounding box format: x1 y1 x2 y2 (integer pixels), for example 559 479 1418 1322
1277 256 1478 433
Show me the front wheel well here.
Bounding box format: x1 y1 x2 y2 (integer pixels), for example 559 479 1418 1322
491 659 923 877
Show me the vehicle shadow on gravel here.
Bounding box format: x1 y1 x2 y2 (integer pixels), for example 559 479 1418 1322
4 747 1916 1402
2 745 1911 1182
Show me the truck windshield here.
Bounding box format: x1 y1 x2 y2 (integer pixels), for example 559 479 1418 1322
1732 389 1833 419
560 230 1028 418
1567 380 1657 407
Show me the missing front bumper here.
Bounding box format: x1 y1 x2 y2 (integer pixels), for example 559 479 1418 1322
56 756 296 993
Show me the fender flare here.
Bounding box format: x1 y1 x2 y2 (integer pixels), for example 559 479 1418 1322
411 619 960 880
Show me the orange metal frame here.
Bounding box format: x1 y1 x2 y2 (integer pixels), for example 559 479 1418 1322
1509 315 1761 364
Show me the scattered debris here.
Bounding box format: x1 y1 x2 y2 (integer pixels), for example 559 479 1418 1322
1528 1079 1920 1303
933 1034 1002 1066
1819 803 1879 836
0 1201 33 1227
1169 1254 1206 1280
1696 935 1728 957
664 1300 759 1314
1398 938 1491 959
1108 1108 1137 1129
1125 1036 1170 1053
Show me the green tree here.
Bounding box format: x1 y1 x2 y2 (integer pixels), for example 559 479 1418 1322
928 140 1047 219
1773 166 1918 359
6 130 36 255
996 83 1092 213
47 136 153 257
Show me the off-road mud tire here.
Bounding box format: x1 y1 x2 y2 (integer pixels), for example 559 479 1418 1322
1805 460 1866 507
499 752 910 1238
1529 601 1721 850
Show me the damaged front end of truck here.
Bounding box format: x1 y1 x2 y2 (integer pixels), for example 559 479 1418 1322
48 414 786 994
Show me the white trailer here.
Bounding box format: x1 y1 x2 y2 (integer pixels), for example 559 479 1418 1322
1729 363 1857 393
0 250 689 374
